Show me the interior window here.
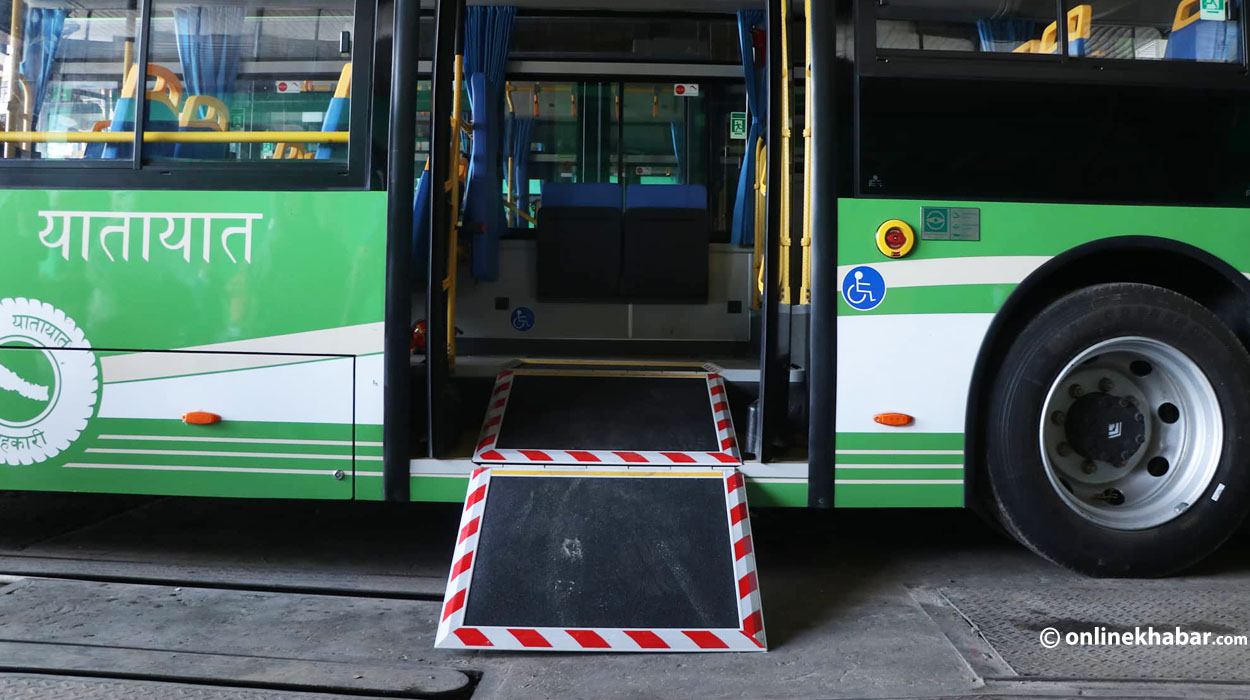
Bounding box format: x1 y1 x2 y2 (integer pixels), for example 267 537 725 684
1081 0 1241 62
142 0 354 162
0 0 140 160
876 0 1060 53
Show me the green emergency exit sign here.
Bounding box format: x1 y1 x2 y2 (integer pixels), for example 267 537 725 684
730 112 748 140
1201 0 1226 20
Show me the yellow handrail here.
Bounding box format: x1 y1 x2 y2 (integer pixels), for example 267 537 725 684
778 0 792 306
799 0 813 306
0 131 348 143
445 52 465 369
752 138 766 309
503 197 537 226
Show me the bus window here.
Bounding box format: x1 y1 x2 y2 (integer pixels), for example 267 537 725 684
143 0 354 162
0 0 139 160
621 84 692 187
876 1 1060 54
1080 0 1241 62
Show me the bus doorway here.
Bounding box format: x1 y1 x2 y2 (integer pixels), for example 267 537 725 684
405 1 797 476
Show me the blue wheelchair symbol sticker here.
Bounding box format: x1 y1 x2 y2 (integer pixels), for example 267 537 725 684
841 266 886 311
510 306 535 332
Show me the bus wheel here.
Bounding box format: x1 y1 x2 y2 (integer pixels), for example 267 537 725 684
985 283 1250 577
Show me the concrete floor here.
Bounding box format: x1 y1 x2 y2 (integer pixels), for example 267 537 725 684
1 490 1248 699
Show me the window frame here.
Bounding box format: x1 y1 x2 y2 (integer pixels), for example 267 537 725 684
0 0 375 190
857 0 1250 89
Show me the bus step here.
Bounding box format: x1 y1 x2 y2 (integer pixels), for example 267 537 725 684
471 363 741 466
435 465 766 652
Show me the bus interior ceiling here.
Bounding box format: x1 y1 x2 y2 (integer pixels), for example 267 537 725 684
409 3 812 462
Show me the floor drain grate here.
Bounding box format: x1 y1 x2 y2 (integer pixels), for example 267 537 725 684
937 585 1250 682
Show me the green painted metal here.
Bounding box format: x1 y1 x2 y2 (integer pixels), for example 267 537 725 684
841 198 1250 267
0 189 387 350
835 482 964 508
0 189 385 498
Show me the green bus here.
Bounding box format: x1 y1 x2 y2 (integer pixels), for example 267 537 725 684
2 0 1249 577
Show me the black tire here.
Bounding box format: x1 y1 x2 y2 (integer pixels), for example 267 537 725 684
985 283 1250 577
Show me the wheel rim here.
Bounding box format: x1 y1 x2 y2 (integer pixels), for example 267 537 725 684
1038 336 1222 531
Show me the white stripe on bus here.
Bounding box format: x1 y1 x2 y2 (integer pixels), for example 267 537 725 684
834 479 963 485
97 434 362 447
84 447 376 461
837 255 1050 289
835 464 963 470
835 449 963 455
65 463 339 476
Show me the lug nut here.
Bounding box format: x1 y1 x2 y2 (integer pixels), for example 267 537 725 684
1052 410 1066 425
1082 460 1097 475
1069 384 1084 398
1134 412 1144 422
1095 488 1126 506
1135 434 1145 445
1099 378 1114 392
1058 442 1072 457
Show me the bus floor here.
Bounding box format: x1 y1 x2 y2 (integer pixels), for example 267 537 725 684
1 490 1249 699
412 353 790 463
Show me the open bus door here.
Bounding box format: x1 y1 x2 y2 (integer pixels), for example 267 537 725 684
404 0 798 651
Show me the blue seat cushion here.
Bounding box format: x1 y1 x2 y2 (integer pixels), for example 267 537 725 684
625 184 707 210
541 182 622 209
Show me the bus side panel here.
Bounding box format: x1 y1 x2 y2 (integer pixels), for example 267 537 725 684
0 189 386 499
832 198 1250 508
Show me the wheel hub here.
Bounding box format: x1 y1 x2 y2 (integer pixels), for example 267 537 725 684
1038 336 1223 531
1063 393 1145 466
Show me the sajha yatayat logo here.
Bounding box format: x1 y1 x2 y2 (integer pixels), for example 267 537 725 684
0 298 99 465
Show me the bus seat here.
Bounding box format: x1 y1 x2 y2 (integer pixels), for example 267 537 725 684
1165 0 1241 61
537 183 623 300
1039 4 1092 56
620 185 709 302
85 64 182 159
1012 39 1041 53
172 95 231 160
315 63 352 160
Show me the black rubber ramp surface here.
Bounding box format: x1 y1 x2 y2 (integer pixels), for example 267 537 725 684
494 374 719 452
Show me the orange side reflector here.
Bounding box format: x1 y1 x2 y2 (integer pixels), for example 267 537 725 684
183 411 222 425
873 413 914 427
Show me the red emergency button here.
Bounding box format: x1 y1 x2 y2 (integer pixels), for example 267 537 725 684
875 219 916 258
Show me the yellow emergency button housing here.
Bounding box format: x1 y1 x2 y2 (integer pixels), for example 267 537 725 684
875 219 916 259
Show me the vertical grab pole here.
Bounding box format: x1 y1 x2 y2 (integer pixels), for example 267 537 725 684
446 48 464 370
806 0 837 508
3 0 25 157
383 0 421 501
800 0 813 306
426 0 462 458
757 0 788 463
778 0 791 305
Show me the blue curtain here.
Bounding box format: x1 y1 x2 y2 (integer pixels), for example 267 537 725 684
506 116 533 228
18 8 67 129
173 6 244 102
976 19 1035 52
730 10 764 246
669 121 685 183
413 167 432 285
172 6 243 158
461 5 516 280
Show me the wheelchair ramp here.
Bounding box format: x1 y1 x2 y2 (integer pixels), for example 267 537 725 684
435 466 766 652
472 364 741 466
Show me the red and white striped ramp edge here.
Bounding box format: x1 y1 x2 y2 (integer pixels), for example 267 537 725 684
471 369 742 466
435 466 766 652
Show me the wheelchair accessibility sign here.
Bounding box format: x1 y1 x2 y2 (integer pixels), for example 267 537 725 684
841 266 886 311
